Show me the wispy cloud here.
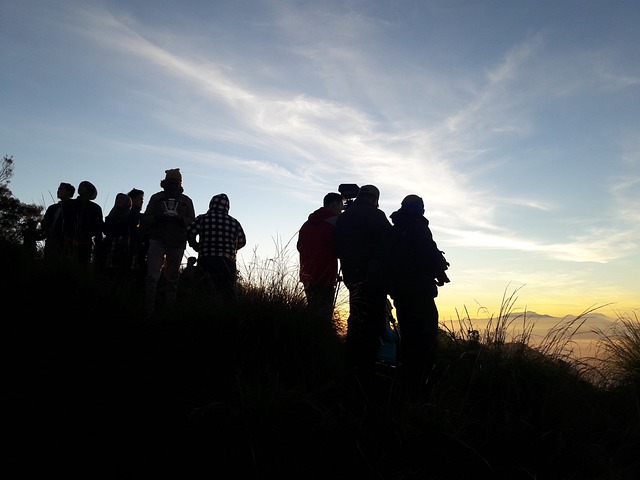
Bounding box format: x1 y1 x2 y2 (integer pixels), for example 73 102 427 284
53 3 639 266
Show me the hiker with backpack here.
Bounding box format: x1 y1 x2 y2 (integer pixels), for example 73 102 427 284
142 168 196 317
383 194 450 402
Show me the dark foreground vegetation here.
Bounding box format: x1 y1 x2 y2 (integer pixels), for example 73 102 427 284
4 243 639 479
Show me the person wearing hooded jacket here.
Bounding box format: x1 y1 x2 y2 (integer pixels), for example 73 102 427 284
296 192 344 325
186 193 246 301
386 194 450 401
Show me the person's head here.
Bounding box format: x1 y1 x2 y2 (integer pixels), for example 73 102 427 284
323 192 344 215
57 182 75 201
128 188 144 210
187 257 197 267
356 184 380 207
77 181 98 201
400 194 425 215
208 193 230 214
160 168 183 195
114 192 132 210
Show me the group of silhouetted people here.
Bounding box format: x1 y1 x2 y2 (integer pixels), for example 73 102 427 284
32 168 247 318
31 171 449 402
297 184 450 402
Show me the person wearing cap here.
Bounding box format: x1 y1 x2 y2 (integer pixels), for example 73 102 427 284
62 180 104 266
387 194 450 401
334 184 392 386
142 168 196 316
296 192 344 326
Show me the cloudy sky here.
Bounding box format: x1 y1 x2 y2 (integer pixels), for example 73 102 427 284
2 0 638 322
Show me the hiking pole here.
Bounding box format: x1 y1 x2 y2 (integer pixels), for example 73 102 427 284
333 266 343 311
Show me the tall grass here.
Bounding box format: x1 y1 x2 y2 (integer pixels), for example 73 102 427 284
441 284 535 349
238 241 305 307
590 311 640 389
4 239 639 478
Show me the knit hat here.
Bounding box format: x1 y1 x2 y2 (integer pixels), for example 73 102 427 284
164 168 182 184
358 184 380 199
400 194 425 214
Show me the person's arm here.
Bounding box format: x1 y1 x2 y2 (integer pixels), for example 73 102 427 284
186 217 200 251
419 222 450 285
182 196 196 229
141 193 164 229
236 221 247 250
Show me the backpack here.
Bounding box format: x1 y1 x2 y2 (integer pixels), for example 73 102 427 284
369 223 450 294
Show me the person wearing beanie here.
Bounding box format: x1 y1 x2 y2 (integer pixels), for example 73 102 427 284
161 168 182 186
385 193 450 402
142 168 196 317
334 183 392 388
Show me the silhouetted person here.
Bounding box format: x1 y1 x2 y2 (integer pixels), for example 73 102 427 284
22 219 40 260
102 193 133 277
377 299 400 366
297 192 343 326
127 188 148 284
142 169 195 316
62 180 103 266
186 193 246 301
334 184 392 389
387 194 450 401
178 256 205 300
40 182 75 262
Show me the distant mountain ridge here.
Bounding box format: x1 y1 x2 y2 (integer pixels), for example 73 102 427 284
460 311 620 348
466 311 618 324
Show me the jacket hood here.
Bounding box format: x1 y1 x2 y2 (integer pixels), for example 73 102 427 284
390 209 426 226
307 206 337 224
209 193 230 214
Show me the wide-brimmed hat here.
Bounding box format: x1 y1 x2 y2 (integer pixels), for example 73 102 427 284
78 181 97 200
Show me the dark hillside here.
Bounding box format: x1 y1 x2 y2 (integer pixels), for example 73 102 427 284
4 243 638 479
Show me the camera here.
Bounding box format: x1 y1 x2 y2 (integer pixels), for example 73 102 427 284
338 183 359 210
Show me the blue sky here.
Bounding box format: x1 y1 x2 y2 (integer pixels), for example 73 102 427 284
2 0 638 321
